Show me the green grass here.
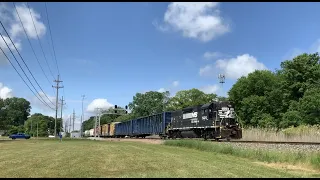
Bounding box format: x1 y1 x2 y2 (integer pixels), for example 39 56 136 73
0 139 318 178
164 140 320 171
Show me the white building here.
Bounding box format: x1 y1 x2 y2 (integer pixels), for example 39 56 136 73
70 132 81 138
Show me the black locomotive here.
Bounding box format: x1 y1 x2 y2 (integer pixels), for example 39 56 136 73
166 101 242 141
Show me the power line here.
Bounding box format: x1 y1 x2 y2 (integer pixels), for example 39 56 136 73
26 2 55 79
0 45 54 111
44 2 60 76
12 2 53 88
0 20 55 108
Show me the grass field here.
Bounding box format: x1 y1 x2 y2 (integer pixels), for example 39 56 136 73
0 139 319 178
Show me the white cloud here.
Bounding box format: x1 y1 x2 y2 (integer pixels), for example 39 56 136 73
203 51 224 59
157 88 166 93
86 99 114 113
172 81 179 87
0 3 46 64
0 82 13 99
199 54 267 80
200 84 220 94
156 2 229 42
0 35 22 51
10 3 46 39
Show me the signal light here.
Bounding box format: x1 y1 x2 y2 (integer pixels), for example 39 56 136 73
115 105 117 113
125 105 128 110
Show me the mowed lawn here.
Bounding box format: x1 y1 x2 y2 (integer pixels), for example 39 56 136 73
0 139 317 178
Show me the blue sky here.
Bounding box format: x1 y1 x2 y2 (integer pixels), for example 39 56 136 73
1 2 320 130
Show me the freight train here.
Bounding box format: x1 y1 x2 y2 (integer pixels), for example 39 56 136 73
84 101 242 141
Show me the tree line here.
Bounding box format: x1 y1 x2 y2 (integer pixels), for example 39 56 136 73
82 52 320 131
0 97 62 136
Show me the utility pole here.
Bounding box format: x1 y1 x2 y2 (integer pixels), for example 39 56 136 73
69 115 71 133
53 75 63 137
93 108 100 138
64 119 68 133
60 96 66 134
81 95 85 137
72 109 75 132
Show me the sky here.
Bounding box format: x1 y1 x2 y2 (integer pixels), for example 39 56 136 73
1 2 320 131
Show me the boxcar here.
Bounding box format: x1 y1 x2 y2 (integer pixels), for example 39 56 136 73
109 122 119 136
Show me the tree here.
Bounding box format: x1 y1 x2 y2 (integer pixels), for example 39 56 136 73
82 116 95 131
279 110 302 129
279 53 320 102
0 97 31 131
24 113 62 137
298 87 320 125
229 70 280 110
128 91 170 117
228 70 285 128
165 88 217 111
114 113 136 122
99 106 127 124
238 95 269 127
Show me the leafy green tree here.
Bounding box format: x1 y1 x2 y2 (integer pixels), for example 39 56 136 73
229 70 279 110
7 125 25 135
279 53 320 103
166 88 217 111
279 110 303 128
128 91 170 117
24 113 62 137
114 113 136 122
251 113 276 128
298 87 320 125
238 95 269 127
82 116 94 131
0 97 31 130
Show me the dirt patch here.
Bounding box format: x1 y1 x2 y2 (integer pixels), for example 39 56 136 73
254 161 320 174
88 137 164 145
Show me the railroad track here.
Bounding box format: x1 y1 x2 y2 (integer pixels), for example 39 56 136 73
226 140 320 145
88 136 320 145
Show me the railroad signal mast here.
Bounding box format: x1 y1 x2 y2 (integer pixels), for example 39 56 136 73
93 105 128 138
218 73 225 86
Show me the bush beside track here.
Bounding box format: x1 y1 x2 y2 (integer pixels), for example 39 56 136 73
164 140 320 170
